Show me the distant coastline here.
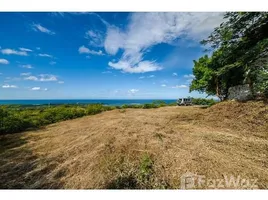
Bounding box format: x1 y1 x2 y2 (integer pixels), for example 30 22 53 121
0 99 177 106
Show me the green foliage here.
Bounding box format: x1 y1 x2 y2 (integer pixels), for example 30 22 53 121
152 100 166 107
142 103 159 109
138 154 154 185
192 98 216 106
0 104 115 135
0 101 177 135
191 12 268 100
121 104 143 109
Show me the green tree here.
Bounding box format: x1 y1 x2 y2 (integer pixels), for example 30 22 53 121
191 12 268 99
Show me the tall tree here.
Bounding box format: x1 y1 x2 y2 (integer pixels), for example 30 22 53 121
191 12 268 99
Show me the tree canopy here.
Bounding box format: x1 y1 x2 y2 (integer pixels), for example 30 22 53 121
190 12 268 100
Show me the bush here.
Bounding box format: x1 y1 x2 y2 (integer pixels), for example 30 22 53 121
192 98 216 106
0 104 113 135
143 104 159 109
152 100 166 107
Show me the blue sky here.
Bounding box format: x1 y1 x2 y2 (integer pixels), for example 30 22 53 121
0 12 224 99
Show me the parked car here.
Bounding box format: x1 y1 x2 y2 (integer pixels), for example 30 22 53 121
177 98 193 106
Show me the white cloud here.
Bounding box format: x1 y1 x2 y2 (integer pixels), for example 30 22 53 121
30 87 48 91
139 76 145 79
19 47 32 52
24 74 58 82
108 60 162 73
21 64 33 69
172 73 178 76
161 84 167 87
39 74 58 82
1 48 27 56
49 61 56 65
31 87 41 91
58 81 64 84
2 84 18 88
85 30 104 47
78 46 104 56
24 76 38 81
104 12 224 73
32 24 55 35
36 47 41 50
172 85 188 88
148 75 155 78
38 53 53 58
184 74 195 78
20 72 31 76
0 59 9 64
102 71 112 74
128 89 139 94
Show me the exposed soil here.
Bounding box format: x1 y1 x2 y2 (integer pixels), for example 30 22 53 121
0 100 267 189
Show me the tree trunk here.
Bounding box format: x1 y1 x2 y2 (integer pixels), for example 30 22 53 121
215 76 224 101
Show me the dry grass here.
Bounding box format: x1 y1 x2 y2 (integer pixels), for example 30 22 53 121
0 100 267 189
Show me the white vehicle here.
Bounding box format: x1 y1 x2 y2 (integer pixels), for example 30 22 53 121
177 98 193 106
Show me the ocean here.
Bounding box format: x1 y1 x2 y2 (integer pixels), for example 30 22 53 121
0 99 177 106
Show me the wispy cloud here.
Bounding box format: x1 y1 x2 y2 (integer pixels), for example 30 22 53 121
78 46 104 56
20 64 33 69
2 84 18 88
24 76 38 81
39 74 58 82
19 47 32 52
58 81 64 84
0 59 9 64
108 60 161 73
31 87 41 90
128 89 139 94
32 24 55 35
139 75 155 79
30 87 47 91
1 48 28 56
24 74 58 82
171 85 188 88
161 84 167 87
38 53 53 58
85 30 104 47
104 13 224 73
20 72 31 76
30 87 48 91
102 71 112 74
184 74 195 78
172 73 178 76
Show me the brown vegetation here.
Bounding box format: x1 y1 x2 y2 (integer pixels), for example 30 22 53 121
0 101 267 189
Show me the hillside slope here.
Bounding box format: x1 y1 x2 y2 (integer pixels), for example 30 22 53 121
0 101 267 189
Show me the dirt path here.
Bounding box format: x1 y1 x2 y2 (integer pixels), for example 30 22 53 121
1 102 267 189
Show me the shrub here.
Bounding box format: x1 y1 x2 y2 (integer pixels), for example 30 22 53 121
152 100 166 107
143 103 159 109
192 98 216 106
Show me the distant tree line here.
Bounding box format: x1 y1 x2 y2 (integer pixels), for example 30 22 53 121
190 12 268 100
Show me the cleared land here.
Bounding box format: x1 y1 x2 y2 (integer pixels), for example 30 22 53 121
0 101 267 189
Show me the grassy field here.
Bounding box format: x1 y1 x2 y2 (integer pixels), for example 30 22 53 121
0 100 267 189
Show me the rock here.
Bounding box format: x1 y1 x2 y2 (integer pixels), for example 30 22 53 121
228 84 253 101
